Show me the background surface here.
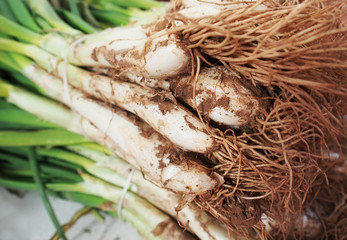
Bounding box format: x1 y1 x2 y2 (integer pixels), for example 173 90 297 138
0 188 143 240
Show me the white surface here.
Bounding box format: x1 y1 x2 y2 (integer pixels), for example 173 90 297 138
0 188 143 240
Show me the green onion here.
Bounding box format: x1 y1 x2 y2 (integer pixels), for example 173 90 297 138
36 147 135 190
0 99 15 109
5 0 41 32
58 9 97 34
0 151 82 182
28 147 68 240
34 15 53 31
91 8 130 26
102 0 163 10
0 15 41 44
0 0 16 22
0 129 90 146
0 109 57 128
28 0 80 35
80 1 100 27
0 177 37 190
0 51 21 72
67 0 80 17
9 70 45 95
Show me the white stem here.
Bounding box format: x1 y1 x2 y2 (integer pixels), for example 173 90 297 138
70 31 190 79
22 64 223 194
90 67 172 90
171 67 264 126
84 25 148 43
55 62 216 153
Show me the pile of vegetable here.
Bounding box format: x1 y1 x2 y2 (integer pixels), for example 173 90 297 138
0 0 346 239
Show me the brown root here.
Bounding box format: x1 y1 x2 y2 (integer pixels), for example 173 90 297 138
191 83 346 238
165 0 347 237
168 0 347 94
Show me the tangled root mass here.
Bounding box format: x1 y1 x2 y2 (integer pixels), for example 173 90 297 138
167 0 347 238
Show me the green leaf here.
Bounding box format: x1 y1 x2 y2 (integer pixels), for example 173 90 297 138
0 129 91 146
0 15 41 44
34 15 53 31
59 9 97 34
91 9 129 26
6 0 41 32
74 142 112 155
67 0 81 17
28 147 68 240
0 99 16 109
10 71 46 95
0 177 37 190
0 51 21 72
103 0 163 10
80 1 100 27
0 109 57 128
28 0 80 35
0 0 17 22
0 150 82 182
56 191 112 208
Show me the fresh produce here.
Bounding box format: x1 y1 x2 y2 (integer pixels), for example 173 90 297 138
0 0 346 239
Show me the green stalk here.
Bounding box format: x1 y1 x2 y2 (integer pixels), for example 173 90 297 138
1 168 34 177
0 177 37 190
80 1 100 27
35 15 53 30
1 146 81 172
36 147 135 190
91 8 130 26
92 2 132 16
0 151 33 168
59 9 97 34
28 0 80 35
9 70 45 95
36 147 93 168
0 38 55 71
0 80 103 143
2 52 32 70
0 151 82 182
102 0 163 10
0 109 57 129
67 0 80 17
0 61 15 72
0 129 90 146
0 32 8 38
5 0 41 32
0 87 9 98
0 79 11 97
46 157 82 171
28 147 68 240
0 0 16 22
56 191 113 209
0 15 41 43
0 146 34 157
0 51 21 72
0 99 15 109
77 142 112 155
0 16 70 59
